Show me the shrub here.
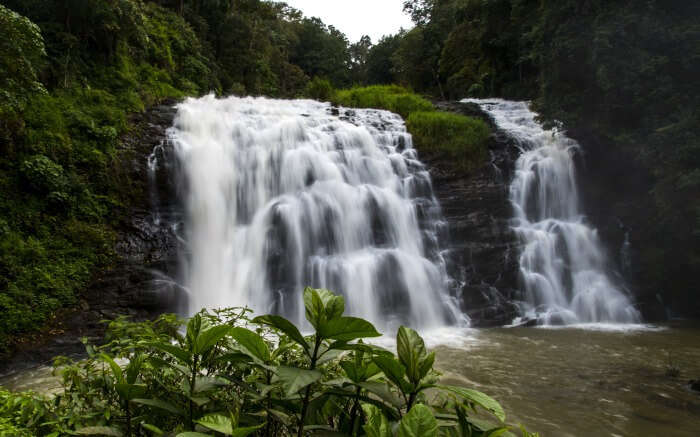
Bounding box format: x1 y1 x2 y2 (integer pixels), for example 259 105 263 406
304 77 335 101
0 288 538 437
407 111 490 170
19 155 68 194
333 85 433 118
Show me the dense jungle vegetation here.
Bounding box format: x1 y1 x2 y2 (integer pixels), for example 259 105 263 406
0 0 698 367
0 287 537 436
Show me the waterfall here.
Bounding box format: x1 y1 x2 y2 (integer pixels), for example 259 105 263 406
167 95 462 331
463 99 640 325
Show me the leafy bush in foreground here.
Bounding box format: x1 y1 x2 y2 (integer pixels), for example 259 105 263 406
406 112 490 171
0 288 537 437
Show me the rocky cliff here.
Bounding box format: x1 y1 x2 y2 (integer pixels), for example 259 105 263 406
427 102 522 326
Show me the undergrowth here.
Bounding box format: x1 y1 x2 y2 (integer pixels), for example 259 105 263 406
0 288 538 437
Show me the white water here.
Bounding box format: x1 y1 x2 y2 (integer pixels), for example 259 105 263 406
168 95 463 331
463 99 640 325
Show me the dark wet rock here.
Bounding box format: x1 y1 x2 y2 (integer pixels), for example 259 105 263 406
690 380 700 393
427 102 523 327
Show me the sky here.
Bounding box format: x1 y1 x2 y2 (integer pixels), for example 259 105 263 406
278 0 414 43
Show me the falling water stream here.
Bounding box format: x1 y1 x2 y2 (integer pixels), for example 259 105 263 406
463 99 640 325
168 95 463 331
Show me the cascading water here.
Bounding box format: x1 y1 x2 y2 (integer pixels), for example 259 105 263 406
462 98 640 325
167 95 463 331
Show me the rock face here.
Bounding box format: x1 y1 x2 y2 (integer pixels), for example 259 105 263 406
93 101 183 320
428 102 522 326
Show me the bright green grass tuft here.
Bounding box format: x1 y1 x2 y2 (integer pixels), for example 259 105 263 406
406 111 490 170
332 85 433 118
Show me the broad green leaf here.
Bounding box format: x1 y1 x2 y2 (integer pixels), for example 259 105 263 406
317 348 344 365
194 375 228 393
230 424 265 437
176 433 212 437
342 360 380 383
150 341 192 364
273 365 323 396
323 292 345 321
397 404 438 437
140 423 164 435
267 408 292 425
230 327 271 363
418 352 435 381
148 356 190 376
340 361 361 383
100 354 124 385
330 341 393 356
373 355 408 391
194 325 232 355
133 398 185 416
439 385 506 422
189 396 211 407
397 326 426 383
253 315 309 351
304 287 326 329
116 383 147 401
356 381 404 408
320 317 381 341
186 314 204 349
362 404 392 437
484 427 511 437
195 414 233 435
126 354 146 384
75 426 123 436
196 415 265 437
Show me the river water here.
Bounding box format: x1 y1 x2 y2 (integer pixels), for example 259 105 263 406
435 323 700 436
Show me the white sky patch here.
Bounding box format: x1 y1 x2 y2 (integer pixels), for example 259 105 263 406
278 0 414 43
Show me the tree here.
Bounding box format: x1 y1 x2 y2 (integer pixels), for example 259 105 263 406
0 4 46 116
349 35 372 84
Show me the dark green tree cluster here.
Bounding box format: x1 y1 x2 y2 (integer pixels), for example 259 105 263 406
366 0 700 317
0 288 537 436
0 0 365 353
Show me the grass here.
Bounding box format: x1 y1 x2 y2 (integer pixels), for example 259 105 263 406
332 84 434 118
328 84 490 170
406 111 490 170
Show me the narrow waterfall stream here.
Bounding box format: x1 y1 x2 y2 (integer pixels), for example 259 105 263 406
463 99 640 325
167 95 463 331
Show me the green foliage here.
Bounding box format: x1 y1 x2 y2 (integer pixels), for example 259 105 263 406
331 86 489 171
406 111 490 170
333 85 434 119
0 288 536 436
366 33 404 85
0 4 46 117
304 77 335 102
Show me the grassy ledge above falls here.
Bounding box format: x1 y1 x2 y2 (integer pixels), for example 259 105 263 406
320 83 491 171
